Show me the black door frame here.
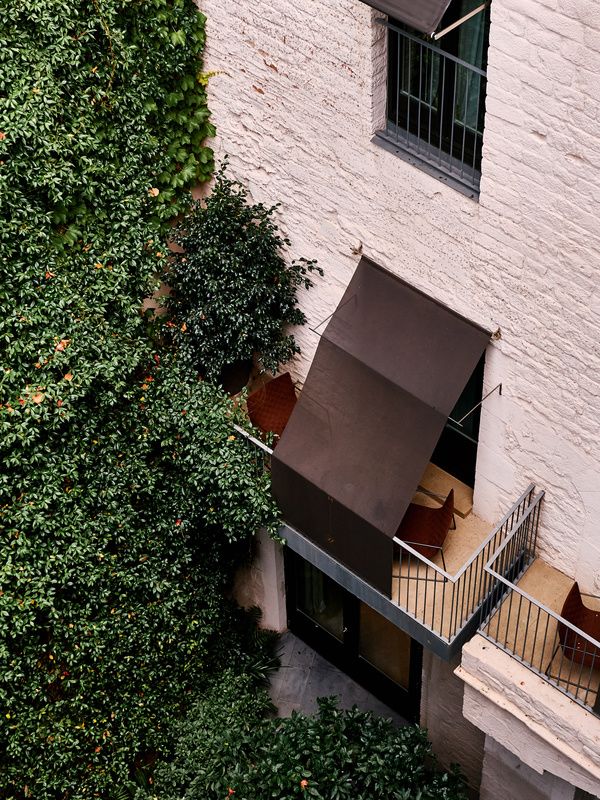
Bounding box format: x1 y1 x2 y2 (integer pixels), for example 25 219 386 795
431 354 485 487
284 550 423 722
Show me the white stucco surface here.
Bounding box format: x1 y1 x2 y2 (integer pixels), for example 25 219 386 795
480 737 578 800
200 0 600 590
232 530 287 632
457 635 600 797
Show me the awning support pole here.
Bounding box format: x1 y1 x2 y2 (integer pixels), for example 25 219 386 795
309 294 357 335
449 382 502 427
433 2 488 40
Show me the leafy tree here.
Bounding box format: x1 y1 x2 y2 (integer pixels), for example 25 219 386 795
1 358 280 797
149 673 468 800
166 163 322 381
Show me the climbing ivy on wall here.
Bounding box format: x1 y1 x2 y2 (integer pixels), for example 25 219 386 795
0 1 280 796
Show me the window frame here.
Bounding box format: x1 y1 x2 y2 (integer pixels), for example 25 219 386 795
374 2 491 197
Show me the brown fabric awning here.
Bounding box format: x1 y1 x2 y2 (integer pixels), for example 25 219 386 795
272 257 490 596
362 0 453 35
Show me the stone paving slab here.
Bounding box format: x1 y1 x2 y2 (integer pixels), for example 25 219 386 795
269 632 407 725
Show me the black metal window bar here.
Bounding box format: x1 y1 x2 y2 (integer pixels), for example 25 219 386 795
379 20 488 194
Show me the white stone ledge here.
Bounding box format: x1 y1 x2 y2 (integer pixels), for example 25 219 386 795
456 634 600 796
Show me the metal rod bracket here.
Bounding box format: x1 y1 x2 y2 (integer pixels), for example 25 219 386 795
449 382 502 427
433 2 488 41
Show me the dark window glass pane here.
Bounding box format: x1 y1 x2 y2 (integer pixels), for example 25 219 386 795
296 561 344 640
431 355 485 486
385 4 490 190
359 603 412 689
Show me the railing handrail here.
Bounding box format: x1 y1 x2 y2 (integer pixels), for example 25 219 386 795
395 483 536 583
486 584 600 656
233 423 273 455
483 490 544 571
236 420 478 583
451 483 536 581
392 535 454 580
486 567 600 652
237 422 553 646
236 420 536 590
482 490 600 652
375 18 488 78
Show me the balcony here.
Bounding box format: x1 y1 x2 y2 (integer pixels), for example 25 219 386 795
236 259 519 661
235 422 536 661
392 483 536 652
479 491 600 717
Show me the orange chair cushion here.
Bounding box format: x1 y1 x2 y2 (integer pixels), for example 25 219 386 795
559 582 600 668
247 372 297 440
396 489 454 559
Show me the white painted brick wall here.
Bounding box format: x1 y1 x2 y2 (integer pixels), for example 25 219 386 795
420 651 486 790
199 0 600 588
479 738 577 800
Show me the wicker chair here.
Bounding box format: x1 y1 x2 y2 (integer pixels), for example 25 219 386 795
247 372 297 443
396 489 455 571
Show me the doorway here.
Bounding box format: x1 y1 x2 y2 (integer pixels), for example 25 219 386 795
431 354 485 487
285 552 422 721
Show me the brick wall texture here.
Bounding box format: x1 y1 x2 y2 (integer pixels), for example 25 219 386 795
199 0 600 590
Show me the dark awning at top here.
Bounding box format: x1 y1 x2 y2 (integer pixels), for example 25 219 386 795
271 257 490 596
361 0 453 35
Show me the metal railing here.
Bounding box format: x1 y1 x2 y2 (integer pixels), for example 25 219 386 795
479 492 600 716
392 485 536 643
235 421 539 648
378 21 487 193
233 422 272 474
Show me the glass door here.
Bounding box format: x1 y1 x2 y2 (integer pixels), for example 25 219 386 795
358 603 412 690
290 557 348 666
285 553 422 721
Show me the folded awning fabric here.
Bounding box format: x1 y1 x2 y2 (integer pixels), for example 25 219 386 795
272 257 489 596
361 0 454 35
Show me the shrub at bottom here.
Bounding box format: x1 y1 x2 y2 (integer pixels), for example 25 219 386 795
148 673 468 800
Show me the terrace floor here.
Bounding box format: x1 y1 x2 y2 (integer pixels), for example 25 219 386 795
485 558 600 709
392 470 493 640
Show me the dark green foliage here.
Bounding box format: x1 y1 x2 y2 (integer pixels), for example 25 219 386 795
0 1 280 796
150 676 468 800
166 163 323 380
1 0 214 238
0 358 281 792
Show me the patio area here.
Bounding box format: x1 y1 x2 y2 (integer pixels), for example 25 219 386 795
483 557 600 711
390 480 536 644
236 422 538 657
269 632 407 725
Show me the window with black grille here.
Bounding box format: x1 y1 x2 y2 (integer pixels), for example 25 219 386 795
381 2 491 194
